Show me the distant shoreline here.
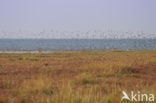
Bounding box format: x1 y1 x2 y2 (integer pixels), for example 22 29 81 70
0 49 155 54
0 50 55 53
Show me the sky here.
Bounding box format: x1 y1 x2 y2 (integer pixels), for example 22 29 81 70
0 0 156 38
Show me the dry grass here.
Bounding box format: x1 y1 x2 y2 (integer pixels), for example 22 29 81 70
0 50 156 103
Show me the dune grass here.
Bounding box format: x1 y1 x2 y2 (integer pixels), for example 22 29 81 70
0 50 156 103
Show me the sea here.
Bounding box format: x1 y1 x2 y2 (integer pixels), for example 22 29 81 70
0 39 156 52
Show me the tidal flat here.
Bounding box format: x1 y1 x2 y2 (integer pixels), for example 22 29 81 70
0 50 156 103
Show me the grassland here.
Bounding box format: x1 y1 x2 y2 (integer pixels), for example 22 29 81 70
0 50 156 103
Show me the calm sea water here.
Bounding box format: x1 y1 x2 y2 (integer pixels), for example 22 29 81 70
0 39 156 50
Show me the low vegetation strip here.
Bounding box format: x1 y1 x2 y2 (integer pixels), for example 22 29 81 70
0 50 156 103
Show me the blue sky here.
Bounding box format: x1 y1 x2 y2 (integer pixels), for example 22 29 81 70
0 0 156 38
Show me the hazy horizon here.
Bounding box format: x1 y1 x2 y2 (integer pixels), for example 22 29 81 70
0 0 156 39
